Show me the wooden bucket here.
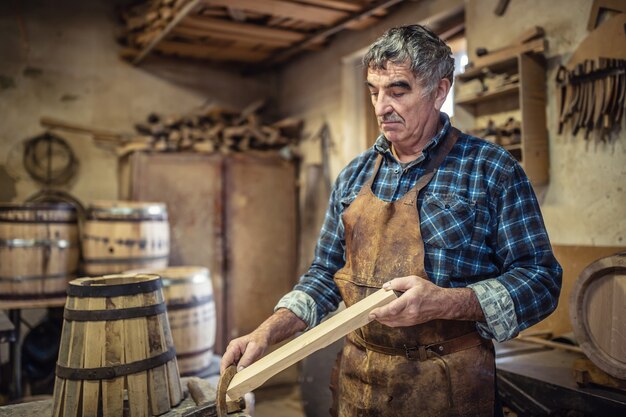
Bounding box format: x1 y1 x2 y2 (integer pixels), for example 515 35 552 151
82 201 169 276
125 266 217 377
52 274 183 417
570 252 626 380
0 203 79 300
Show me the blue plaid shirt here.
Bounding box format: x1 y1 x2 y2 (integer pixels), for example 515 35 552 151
276 113 562 342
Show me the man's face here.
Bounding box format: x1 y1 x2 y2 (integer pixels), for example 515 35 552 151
366 62 442 147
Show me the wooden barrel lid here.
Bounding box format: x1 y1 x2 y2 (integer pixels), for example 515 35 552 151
570 252 626 379
0 202 77 222
86 200 167 221
125 266 210 286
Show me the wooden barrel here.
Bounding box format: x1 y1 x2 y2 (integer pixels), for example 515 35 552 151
0 203 79 300
570 252 626 379
125 266 217 377
82 201 169 276
52 274 183 417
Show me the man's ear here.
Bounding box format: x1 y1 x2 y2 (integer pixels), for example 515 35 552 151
433 78 451 110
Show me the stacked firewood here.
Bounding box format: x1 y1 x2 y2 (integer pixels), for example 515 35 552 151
40 103 304 157
130 105 304 154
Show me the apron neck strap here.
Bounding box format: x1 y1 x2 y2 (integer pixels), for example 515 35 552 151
363 126 461 194
422 126 461 174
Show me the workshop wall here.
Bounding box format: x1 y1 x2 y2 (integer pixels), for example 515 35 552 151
0 0 275 205
465 0 625 246
278 0 625 248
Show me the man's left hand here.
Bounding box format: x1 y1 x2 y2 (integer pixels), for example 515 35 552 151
368 275 446 327
368 275 485 326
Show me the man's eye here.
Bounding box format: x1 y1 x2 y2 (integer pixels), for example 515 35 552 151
370 92 378 97
393 92 405 98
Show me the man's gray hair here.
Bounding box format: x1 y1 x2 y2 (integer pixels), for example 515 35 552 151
363 24 454 95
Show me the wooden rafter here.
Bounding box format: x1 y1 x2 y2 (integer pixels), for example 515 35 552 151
203 0 348 24
132 0 204 65
295 0 362 12
260 0 407 68
172 25 294 47
183 15 306 42
156 40 271 62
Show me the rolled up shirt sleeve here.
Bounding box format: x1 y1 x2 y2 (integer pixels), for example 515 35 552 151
472 163 562 341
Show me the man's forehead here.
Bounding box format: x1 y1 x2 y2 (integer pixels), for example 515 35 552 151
366 62 416 83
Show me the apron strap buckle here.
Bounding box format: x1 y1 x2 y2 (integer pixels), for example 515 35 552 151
404 344 429 361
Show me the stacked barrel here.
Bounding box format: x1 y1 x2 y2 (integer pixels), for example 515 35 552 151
0 202 79 302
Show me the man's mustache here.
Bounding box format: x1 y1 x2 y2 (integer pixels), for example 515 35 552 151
379 113 403 123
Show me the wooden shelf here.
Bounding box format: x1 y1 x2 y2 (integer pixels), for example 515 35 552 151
503 143 522 151
458 56 518 81
454 51 549 186
456 83 519 105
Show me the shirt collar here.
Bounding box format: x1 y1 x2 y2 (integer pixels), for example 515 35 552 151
373 112 451 166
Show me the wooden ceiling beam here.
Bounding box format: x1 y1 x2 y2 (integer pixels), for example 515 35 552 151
172 24 294 47
202 0 348 24
183 15 306 42
132 0 204 65
289 0 362 12
259 0 407 68
156 40 270 62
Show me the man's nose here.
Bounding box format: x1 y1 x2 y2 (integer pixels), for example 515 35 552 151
374 93 392 117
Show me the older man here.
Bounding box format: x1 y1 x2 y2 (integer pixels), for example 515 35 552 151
221 25 562 417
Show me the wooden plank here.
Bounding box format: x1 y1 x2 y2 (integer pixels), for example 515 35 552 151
124 293 150 417
81 297 105 416
259 0 406 67
470 38 546 72
155 40 270 62
587 0 626 30
62 296 85 417
204 0 347 24
295 0 362 12
144 291 172 415
182 16 305 42
226 288 398 399
52 296 73 417
102 296 124 417
132 0 204 65
172 25 292 47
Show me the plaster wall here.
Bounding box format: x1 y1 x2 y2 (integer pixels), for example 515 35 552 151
0 0 274 205
278 0 625 248
465 0 625 246
277 0 464 178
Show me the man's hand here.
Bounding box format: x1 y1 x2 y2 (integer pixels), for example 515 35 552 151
220 308 307 375
221 329 271 374
368 275 485 327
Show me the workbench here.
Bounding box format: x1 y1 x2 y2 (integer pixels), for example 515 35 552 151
495 340 626 415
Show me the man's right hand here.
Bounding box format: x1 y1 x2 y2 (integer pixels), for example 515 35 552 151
219 308 307 375
220 329 271 374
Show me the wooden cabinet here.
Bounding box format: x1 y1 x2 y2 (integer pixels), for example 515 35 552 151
120 152 298 354
454 52 549 186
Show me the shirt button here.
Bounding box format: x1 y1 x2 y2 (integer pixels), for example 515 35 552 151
445 204 450 209
394 168 399 173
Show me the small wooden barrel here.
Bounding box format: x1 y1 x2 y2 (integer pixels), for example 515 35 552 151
82 201 169 276
126 267 217 377
0 203 79 300
570 252 626 380
52 274 183 417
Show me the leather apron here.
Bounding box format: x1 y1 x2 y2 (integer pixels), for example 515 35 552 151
330 128 495 417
